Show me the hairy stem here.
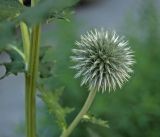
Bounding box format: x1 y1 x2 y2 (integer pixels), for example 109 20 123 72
60 90 97 137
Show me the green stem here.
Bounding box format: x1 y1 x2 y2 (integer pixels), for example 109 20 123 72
60 89 97 137
20 0 40 137
26 24 41 137
19 0 30 65
20 1 40 137
22 25 41 137
20 22 30 64
18 6 31 137
20 22 40 137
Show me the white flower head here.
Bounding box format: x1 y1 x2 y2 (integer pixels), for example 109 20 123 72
71 28 135 93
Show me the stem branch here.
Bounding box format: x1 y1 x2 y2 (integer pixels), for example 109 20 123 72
20 22 30 64
60 90 97 137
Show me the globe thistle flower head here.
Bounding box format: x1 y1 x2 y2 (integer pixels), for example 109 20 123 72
71 28 135 93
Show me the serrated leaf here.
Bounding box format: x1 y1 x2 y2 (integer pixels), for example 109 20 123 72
39 46 55 78
0 0 23 21
0 61 25 79
39 86 74 130
18 0 79 25
46 8 74 23
82 114 109 128
0 44 25 79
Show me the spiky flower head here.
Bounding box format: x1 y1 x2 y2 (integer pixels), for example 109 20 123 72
71 28 135 93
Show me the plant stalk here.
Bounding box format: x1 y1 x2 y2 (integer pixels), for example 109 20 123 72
19 22 31 137
20 0 40 137
20 22 41 137
60 89 97 137
20 22 30 64
26 24 41 137
19 1 41 137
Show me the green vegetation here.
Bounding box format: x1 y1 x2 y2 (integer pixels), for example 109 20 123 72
0 0 160 137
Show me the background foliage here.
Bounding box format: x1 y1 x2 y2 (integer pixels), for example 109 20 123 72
37 0 160 137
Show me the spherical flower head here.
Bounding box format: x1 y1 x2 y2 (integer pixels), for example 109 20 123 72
71 28 135 93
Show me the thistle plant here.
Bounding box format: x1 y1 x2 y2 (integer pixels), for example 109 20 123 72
0 1 135 137
60 29 135 137
71 29 134 92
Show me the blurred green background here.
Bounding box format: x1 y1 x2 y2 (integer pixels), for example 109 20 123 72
0 0 160 137
37 0 160 137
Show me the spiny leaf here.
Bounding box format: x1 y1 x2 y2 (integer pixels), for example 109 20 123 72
46 9 74 23
0 0 23 21
39 86 74 130
0 61 25 79
0 0 79 24
82 114 109 128
0 44 25 79
18 0 79 25
39 46 55 78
